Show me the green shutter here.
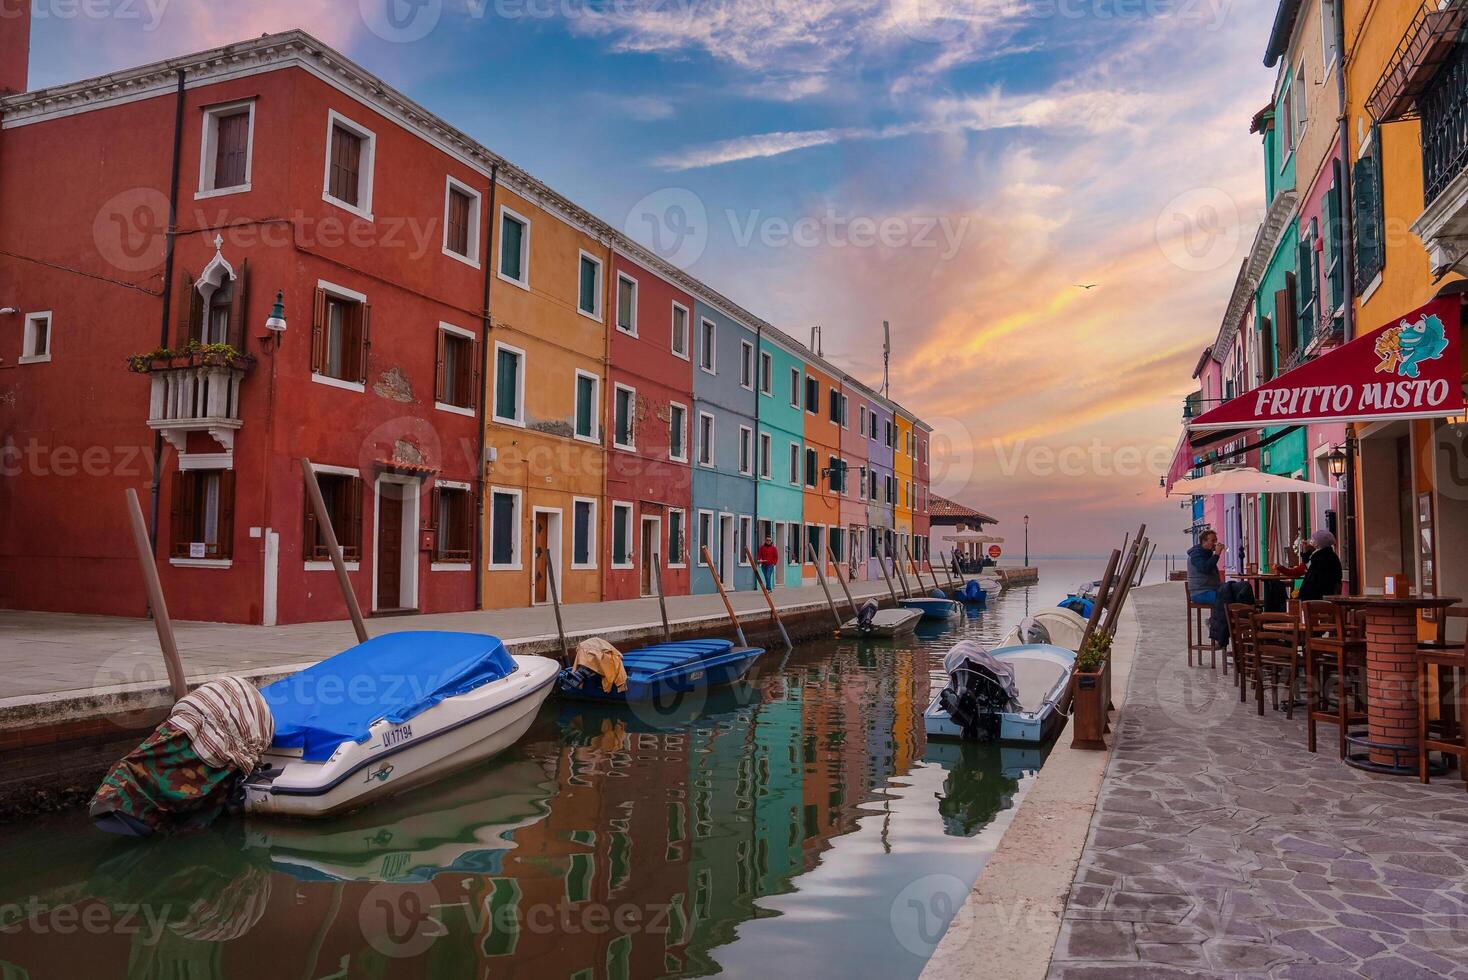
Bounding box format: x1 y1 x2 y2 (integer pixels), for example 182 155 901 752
500 215 523 281
1352 144 1384 291
495 349 518 420
579 256 597 313
575 375 594 437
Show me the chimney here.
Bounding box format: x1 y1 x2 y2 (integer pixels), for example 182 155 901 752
0 2 32 95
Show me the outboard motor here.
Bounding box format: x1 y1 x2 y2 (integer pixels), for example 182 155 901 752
961 579 984 603
937 641 1020 741
856 599 880 634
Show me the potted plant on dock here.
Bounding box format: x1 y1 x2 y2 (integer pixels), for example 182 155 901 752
1070 632 1110 751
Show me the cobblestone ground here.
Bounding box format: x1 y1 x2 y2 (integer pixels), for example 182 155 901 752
1048 585 1468 979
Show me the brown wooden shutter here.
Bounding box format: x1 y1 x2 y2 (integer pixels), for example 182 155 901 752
175 270 198 347
348 476 365 560
429 487 442 561
434 328 447 403
228 260 249 351
311 287 327 375
469 335 482 413
303 480 319 561
217 469 236 560
357 304 372 384
169 471 187 558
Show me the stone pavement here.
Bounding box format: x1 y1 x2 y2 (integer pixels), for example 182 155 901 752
0 577 896 706
1047 585 1468 979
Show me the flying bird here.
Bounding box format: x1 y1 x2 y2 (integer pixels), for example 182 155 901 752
1075 283 1098 290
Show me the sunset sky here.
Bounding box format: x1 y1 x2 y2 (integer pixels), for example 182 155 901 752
27 0 1277 556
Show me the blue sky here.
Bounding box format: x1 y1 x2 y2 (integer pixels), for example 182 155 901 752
24 0 1275 554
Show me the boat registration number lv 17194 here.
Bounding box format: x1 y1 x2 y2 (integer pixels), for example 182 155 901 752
382 723 415 749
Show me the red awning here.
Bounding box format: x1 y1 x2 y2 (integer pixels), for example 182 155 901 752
1189 297 1464 432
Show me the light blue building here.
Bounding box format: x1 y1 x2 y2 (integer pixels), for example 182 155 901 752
757 334 808 588
691 300 759 594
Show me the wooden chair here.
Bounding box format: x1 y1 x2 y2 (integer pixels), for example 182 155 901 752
1301 600 1367 758
1185 588 1217 669
1418 646 1468 791
1251 612 1302 719
1227 603 1257 704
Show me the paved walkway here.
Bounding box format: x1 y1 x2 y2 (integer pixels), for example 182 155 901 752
0 578 896 706
1048 585 1468 979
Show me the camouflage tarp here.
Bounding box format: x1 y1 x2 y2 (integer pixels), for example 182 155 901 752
89 721 237 836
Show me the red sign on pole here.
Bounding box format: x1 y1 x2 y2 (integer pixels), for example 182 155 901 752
1189 297 1464 431
988 545 1003 560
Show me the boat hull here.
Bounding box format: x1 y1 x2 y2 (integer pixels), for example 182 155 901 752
244 655 559 819
556 643 764 704
924 644 1076 745
899 597 963 621
840 607 923 638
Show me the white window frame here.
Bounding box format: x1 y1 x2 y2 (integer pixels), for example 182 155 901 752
789 442 800 486
738 340 755 391
573 368 601 444
492 341 527 427
310 279 369 394
738 515 753 566
429 479 474 572
670 301 690 360
487 486 523 571
570 496 598 570
759 432 772 479
577 250 604 322
697 411 715 468
612 382 637 451
610 501 635 570
615 271 639 336
669 400 689 462
699 318 717 375
497 204 531 290
322 109 376 220
434 321 479 417
738 424 753 476
20 311 51 364
696 510 714 567
302 463 362 571
759 351 772 395
196 99 255 200
442 175 483 268
859 404 868 434
667 507 688 568
789 367 800 408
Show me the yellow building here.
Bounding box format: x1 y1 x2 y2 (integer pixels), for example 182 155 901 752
482 175 610 609
1343 2 1467 617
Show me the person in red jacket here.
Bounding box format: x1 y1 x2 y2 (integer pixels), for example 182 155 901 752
757 537 780 591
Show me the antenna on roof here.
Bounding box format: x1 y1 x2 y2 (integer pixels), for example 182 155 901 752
882 321 891 397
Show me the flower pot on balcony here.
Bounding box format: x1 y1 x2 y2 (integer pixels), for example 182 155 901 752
1070 669 1108 751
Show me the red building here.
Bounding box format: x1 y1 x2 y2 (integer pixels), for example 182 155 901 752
912 419 932 563
0 31 498 623
603 253 696 600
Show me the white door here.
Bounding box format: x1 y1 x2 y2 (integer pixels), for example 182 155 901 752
719 514 735 586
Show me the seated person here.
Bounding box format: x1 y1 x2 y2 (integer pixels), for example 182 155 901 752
1187 530 1224 604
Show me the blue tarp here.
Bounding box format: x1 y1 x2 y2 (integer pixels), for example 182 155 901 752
261 631 518 762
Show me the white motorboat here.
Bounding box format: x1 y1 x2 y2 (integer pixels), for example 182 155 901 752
244 631 558 819
840 605 923 638
994 608 1090 652
925 641 1076 744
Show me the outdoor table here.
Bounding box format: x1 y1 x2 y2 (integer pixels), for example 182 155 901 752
1232 572 1298 610
1327 595 1461 775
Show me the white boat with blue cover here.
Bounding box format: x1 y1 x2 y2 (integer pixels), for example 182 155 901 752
244 631 558 818
924 641 1076 744
556 639 765 704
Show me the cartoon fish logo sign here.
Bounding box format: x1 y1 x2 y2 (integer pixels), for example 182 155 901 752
1375 314 1449 379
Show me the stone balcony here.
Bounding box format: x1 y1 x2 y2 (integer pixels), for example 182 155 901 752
133 351 251 453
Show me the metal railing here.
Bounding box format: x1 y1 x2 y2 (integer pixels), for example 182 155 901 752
1421 32 1468 204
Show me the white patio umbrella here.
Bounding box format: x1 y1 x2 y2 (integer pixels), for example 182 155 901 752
1168 467 1340 497
944 532 1005 544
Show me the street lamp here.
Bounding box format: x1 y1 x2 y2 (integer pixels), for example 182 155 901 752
1024 514 1030 567
264 290 288 336
1328 446 1347 479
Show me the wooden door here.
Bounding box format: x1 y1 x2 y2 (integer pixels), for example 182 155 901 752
377 491 403 610
640 517 657 597
533 513 550 605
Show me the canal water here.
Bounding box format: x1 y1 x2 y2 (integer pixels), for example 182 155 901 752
0 559 1142 979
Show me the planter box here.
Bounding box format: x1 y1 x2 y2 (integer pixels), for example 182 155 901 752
1070 669 1107 750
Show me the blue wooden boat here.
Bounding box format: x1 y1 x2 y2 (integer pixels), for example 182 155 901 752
898 596 963 621
556 639 765 703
